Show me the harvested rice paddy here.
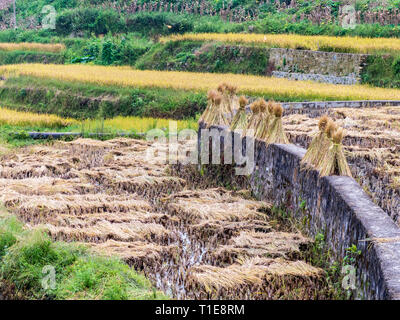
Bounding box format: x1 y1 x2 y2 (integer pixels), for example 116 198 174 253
2 64 400 101
0 138 335 300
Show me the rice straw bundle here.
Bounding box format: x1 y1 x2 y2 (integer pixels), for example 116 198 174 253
230 96 248 131
301 116 330 168
243 100 262 136
225 84 239 114
265 104 289 144
318 128 352 177
258 101 275 140
313 120 337 169
200 90 218 124
255 99 269 138
217 83 229 113
218 83 237 123
207 92 230 127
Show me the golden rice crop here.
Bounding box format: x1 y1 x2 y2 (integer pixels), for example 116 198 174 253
1 107 197 132
83 116 198 132
0 42 65 53
0 107 77 128
162 33 400 54
2 63 400 101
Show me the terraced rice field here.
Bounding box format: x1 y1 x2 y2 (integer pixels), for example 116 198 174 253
0 138 330 299
162 33 400 54
283 106 400 223
0 43 65 53
3 64 400 101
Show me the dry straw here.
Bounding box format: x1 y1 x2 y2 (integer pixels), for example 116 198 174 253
207 91 230 127
243 100 261 137
255 99 270 138
213 231 311 262
186 257 322 299
200 90 218 124
258 100 275 140
301 116 330 168
219 83 238 123
265 103 289 144
230 96 248 131
90 240 179 269
313 120 337 169
318 128 352 177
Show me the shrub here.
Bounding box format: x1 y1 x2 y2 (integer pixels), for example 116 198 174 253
393 56 400 77
56 8 125 36
126 12 193 36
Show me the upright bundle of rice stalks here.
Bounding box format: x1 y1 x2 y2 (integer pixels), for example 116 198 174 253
199 90 218 124
301 116 330 169
208 92 230 127
225 83 240 112
244 99 266 137
314 120 337 168
218 83 238 123
255 99 270 139
265 103 289 145
257 101 275 140
318 128 352 177
230 96 248 131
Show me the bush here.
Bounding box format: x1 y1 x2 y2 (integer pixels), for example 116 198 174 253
126 12 193 36
66 35 152 66
56 8 125 36
55 10 74 36
393 57 400 77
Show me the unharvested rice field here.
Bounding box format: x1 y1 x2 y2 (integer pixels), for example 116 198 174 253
0 43 65 53
0 107 197 133
162 33 400 54
0 138 331 300
3 64 400 101
0 107 77 128
283 106 400 223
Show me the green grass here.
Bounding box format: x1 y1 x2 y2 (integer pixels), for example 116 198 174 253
0 75 206 120
0 213 167 300
136 40 270 76
361 54 400 88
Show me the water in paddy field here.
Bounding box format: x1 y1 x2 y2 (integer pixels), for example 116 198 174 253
151 227 210 300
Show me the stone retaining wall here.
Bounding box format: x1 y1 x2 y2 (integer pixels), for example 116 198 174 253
199 123 400 300
269 48 368 84
278 100 400 117
272 71 358 85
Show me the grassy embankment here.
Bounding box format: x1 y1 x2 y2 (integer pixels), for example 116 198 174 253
0 210 167 300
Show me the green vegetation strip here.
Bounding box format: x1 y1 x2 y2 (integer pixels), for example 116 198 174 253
0 212 167 300
0 76 206 120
